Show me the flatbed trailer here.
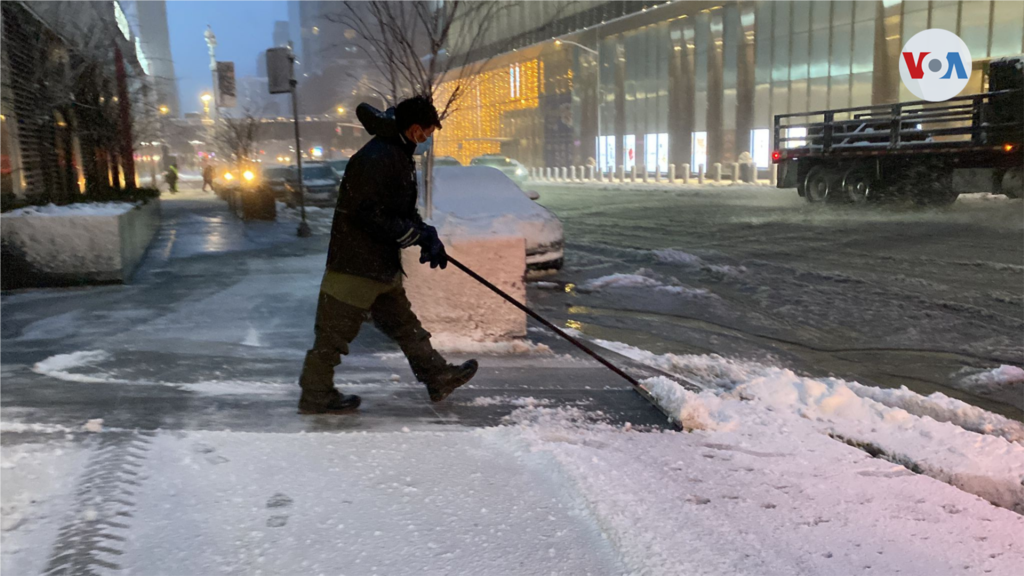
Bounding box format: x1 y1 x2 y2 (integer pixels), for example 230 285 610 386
772 55 1023 205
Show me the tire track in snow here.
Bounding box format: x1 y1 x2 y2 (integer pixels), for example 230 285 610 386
44 431 154 575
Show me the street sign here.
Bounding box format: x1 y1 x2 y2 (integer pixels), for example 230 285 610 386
216 61 236 107
266 48 293 94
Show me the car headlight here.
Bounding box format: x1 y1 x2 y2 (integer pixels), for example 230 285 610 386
515 168 525 175
224 172 234 181
243 170 254 182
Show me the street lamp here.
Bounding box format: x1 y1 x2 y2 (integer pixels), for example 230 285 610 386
201 92 212 117
336 106 345 115
555 38 602 172
159 104 170 115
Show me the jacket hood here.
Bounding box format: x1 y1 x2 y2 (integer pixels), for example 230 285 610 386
356 103 398 138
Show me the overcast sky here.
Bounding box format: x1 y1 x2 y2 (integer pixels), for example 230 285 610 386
167 1 288 114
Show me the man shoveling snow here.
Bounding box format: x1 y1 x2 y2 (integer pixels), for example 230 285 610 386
298 96 478 414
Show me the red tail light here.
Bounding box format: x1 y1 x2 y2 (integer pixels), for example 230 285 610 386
771 150 782 163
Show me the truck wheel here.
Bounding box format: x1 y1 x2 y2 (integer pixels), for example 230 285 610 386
1002 167 1022 199
803 165 833 203
841 165 877 204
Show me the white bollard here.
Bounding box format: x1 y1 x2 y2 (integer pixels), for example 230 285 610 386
570 166 577 181
712 162 722 183
698 164 705 184
731 162 740 183
631 165 637 183
597 167 604 182
749 162 758 184
618 165 625 183
588 166 595 181
682 163 690 184
770 164 778 186
655 167 662 183
562 167 568 181
668 164 676 183
642 166 649 183
546 167 552 180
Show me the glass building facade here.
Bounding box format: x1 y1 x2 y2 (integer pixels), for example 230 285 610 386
436 0 1024 172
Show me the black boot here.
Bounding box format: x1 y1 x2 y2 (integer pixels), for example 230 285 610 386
425 360 479 402
298 389 362 415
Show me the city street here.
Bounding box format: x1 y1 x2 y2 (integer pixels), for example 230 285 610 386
531 182 1024 419
3 182 1023 575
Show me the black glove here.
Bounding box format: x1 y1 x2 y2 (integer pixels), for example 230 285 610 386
415 224 448 270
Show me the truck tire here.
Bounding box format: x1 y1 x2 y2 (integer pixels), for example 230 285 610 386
1002 167 1022 199
803 165 834 203
841 164 877 204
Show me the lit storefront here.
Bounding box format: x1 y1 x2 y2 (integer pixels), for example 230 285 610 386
439 0 1024 173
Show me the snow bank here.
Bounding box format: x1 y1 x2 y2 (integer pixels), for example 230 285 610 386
32 350 125 384
582 269 712 297
961 364 1024 393
505 405 1024 575
403 236 528 341
3 202 137 217
430 334 551 355
590 339 1024 512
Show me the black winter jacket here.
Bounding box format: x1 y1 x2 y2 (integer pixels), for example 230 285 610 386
325 105 424 282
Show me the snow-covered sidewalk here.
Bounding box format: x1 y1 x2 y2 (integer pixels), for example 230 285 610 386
5 338 1023 576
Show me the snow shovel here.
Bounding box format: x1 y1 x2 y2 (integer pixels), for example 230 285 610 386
446 255 680 426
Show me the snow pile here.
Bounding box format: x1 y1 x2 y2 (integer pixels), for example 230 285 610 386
581 269 712 297
641 376 734 432
430 166 562 249
430 334 552 355
31 350 125 384
961 364 1024 392
3 202 137 218
461 396 554 407
591 339 1024 512
652 248 703 266
847 382 1024 443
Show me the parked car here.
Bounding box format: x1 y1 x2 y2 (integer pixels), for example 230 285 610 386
469 155 529 184
327 158 349 177
433 156 462 167
262 166 295 200
285 162 341 207
429 166 563 274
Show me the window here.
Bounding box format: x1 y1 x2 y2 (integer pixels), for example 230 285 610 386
751 129 771 168
623 135 636 171
691 132 708 169
645 133 669 174
596 135 616 172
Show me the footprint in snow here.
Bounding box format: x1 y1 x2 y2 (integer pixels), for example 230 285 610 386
266 515 289 528
266 493 293 508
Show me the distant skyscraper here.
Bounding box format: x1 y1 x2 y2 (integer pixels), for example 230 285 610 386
134 0 180 117
257 50 267 78
273 20 290 48
287 1 302 56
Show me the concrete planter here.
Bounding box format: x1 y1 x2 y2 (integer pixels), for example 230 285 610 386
1 200 161 289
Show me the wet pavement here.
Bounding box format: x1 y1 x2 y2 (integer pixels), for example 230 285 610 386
1 185 669 434
532 182 1024 420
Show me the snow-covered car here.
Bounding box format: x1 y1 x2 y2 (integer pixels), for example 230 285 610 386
285 163 340 207
469 155 529 185
433 156 462 167
262 166 295 200
429 166 563 273
327 158 349 176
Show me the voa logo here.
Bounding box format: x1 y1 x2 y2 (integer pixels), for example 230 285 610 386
899 29 972 102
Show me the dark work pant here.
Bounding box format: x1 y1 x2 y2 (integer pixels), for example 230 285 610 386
299 286 446 401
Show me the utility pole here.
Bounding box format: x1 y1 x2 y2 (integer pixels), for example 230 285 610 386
289 42 310 237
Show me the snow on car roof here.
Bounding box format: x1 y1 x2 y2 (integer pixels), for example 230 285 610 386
431 166 541 218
